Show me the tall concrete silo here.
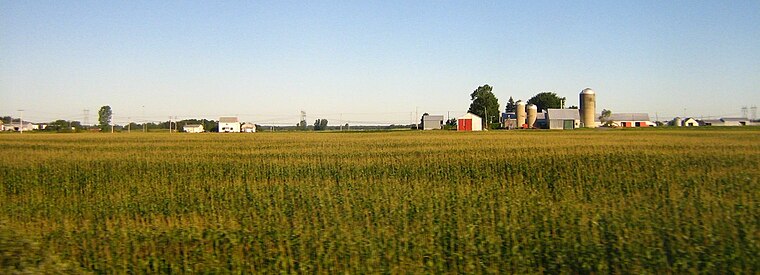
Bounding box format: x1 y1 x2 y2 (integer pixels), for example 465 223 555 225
580 88 596 128
516 101 527 128
527 104 538 128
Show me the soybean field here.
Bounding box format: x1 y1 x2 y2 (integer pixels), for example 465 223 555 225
0 128 758 273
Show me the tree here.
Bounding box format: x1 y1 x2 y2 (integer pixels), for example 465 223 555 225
467 84 500 128
599 109 614 127
98 106 112 131
298 119 307 130
526 92 565 112
505 97 516 113
314 119 328 131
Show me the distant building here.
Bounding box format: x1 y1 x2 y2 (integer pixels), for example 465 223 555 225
421 114 444 130
183 124 204 133
720 117 750 126
457 113 483 131
682 117 699 127
609 113 654 127
241 123 256 133
219 117 241 133
699 119 724 126
545 109 580 129
501 112 517 129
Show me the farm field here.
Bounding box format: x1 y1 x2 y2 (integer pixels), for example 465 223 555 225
0 128 758 273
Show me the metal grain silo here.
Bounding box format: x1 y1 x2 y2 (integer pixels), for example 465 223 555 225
527 104 538 128
580 88 596 128
516 101 527 128
673 117 682 127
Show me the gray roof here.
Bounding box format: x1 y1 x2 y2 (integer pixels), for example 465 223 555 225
608 113 650 121
219 117 239 123
701 119 723 124
721 117 749 122
184 124 203 127
422 115 444 121
545 109 580 120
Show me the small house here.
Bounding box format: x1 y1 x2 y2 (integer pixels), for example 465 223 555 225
545 109 580 129
421 114 444 130
241 123 256 133
183 124 204 133
219 117 241 133
457 113 483 131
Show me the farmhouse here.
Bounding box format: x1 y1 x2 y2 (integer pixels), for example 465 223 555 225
545 109 580 129
457 113 483 131
183 124 204 133
241 123 256 133
218 117 241 133
609 113 653 127
421 114 444 130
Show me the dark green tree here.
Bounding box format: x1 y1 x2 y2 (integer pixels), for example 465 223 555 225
526 92 565 112
314 119 328 131
98 105 112 131
599 109 614 127
505 96 516 113
467 84 500 127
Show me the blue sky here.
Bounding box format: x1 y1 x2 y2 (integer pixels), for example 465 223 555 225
2 1 758 125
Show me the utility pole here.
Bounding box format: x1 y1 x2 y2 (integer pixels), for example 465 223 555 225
128 117 131 133
415 107 419 130
17 109 24 133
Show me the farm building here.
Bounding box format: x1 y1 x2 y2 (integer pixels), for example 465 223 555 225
241 123 256 133
421 114 444 130
682 117 699 127
183 124 204 133
219 117 241 133
720 117 750 126
501 112 517 129
457 113 483 131
609 113 654 127
545 109 581 129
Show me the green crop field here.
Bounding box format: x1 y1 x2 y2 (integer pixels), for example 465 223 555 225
1 128 758 273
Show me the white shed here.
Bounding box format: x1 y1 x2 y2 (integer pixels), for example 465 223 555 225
457 113 483 131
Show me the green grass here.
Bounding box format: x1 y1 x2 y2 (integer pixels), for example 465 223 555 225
1 129 758 273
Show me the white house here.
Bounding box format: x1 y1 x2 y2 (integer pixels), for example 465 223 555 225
241 123 256 133
457 113 483 131
183 124 204 133
218 117 241 133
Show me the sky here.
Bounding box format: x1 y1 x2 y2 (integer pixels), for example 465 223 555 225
1 0 759 125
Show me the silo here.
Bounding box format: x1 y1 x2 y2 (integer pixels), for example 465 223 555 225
579 88 596 128
527 104 538 128
516 101 527 128
674 117 682 127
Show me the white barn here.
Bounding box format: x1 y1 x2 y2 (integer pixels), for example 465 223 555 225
219 117 241 133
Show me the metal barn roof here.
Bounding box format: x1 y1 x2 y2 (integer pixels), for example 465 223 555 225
219 117 239 123
609 113 650 121
545 109 580 120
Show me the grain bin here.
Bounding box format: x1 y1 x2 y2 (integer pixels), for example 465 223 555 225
516 101 527 128
580 88 596 128
527 104 538 128
673 117 682 127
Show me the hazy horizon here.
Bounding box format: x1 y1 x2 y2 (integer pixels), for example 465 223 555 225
2 1 759 125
